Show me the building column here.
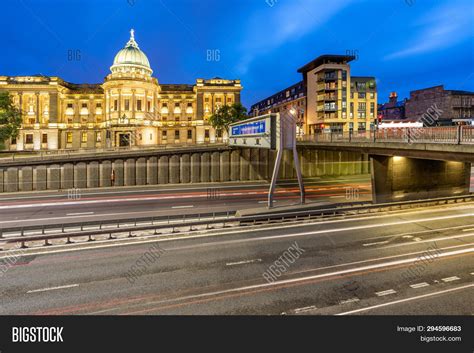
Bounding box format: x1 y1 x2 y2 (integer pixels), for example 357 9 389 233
35 92 40 123
118 89 122 119
132 89 136 120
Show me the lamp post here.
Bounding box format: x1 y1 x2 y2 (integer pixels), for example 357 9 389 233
289 106 305 137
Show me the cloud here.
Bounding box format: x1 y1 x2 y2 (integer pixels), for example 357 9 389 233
236 0 353 74
385 1 474 60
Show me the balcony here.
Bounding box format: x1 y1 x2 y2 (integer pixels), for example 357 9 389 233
324 73 338 81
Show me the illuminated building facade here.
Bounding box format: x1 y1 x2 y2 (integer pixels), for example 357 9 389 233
250 54 377 134
0 30 242 151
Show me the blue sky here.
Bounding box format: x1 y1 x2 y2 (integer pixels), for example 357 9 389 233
2 0 473 108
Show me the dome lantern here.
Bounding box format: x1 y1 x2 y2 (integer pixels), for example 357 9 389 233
110 29 153 76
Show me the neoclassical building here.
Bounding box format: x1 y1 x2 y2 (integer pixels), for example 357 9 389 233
0 30 242 151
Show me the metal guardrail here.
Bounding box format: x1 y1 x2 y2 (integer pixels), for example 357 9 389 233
0 142 227 161
1 194 473 251
0 211 231 236
298 126 474 145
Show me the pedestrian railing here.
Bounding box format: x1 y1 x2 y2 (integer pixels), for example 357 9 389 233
299 126 474 145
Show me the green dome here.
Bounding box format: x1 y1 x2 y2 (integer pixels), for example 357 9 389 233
111 29 152 75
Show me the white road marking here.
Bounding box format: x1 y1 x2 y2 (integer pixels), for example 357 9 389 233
171 205 194 209
441 276 460 282
410 282 430 289
363 240 389 247
340 298 360 305
384 233 474 249
329 196 345 198
337 284 474 315
294 305 317 314
258 200 276 204
90 247 474 314
462 228 474 232
226 259 262 266
27 284 79 294
376 289 397 296
66 212 94 216
248 192 257 195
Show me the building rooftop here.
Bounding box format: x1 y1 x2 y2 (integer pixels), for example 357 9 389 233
297 54 355 74
160 84 195 92
250 81 304 111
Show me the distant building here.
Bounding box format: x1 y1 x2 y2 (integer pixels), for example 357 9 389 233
250 54 377 134
405 85 474 126
249 81 306 135
378 92 406 121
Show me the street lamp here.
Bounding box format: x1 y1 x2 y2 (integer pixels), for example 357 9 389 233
289 106 305 136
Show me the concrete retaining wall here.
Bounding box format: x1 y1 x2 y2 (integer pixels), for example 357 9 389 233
0 147 369 193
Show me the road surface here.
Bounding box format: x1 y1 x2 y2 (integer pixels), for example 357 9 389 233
0 200 472 315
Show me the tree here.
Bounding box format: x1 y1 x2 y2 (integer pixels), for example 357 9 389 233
0 91 22 150
208 102 248 136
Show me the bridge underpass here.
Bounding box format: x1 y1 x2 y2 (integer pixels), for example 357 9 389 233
298 127 474 203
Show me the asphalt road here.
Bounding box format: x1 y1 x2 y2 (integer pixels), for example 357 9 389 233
0 201 472 315
0 175 371 228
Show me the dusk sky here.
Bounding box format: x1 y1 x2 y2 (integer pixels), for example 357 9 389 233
2 0 473 108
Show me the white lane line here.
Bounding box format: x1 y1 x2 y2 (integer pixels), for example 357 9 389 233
90 247 474 315
258 200 276 204
462 228 474 232
294 305 317 314
329 196 345 198
27 284 79 294
66 212 94 216
410 282 430 289
441 276 460 283
171 205 194 209
363 241 389 247
337 284 474 315
340 298 360 305
226 259 262 266
376 289 397 296
248 192 257 195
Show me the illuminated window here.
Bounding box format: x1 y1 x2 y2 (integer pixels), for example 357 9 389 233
66 132 73 144
96 132 101 142
81 132 87 143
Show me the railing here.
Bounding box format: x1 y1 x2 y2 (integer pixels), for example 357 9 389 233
0 142 227 161
299 126 474 145
1 195 472 251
